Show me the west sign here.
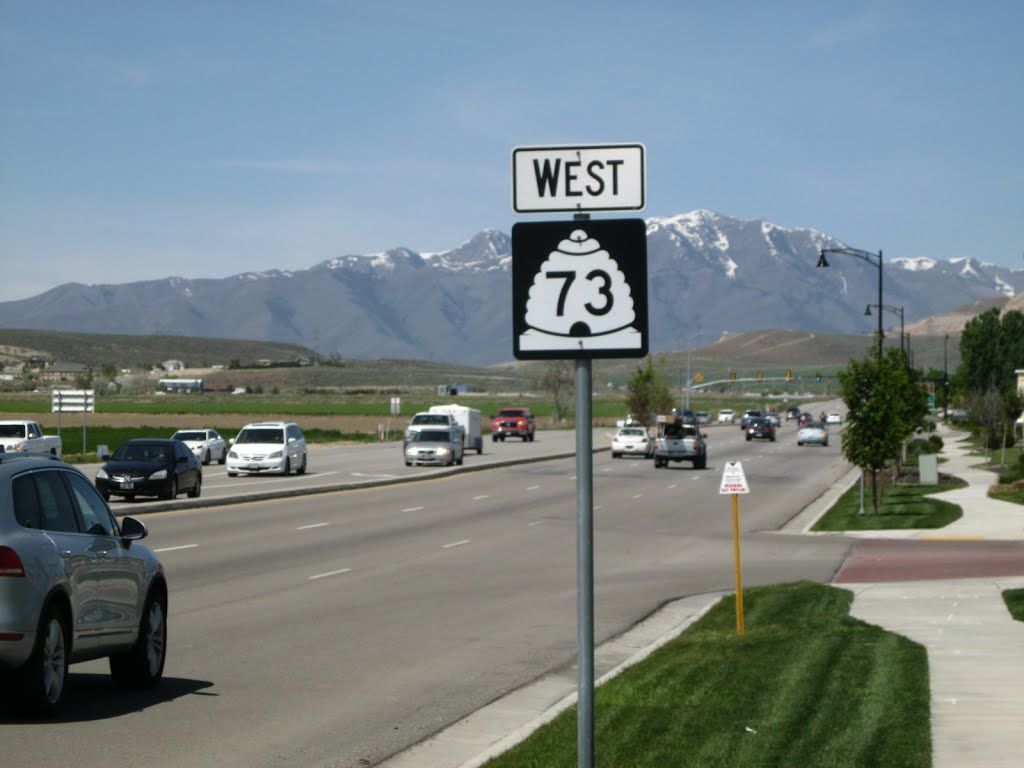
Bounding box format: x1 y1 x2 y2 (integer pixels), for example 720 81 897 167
512 143 646 213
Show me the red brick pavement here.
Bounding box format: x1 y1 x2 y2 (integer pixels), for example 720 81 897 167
834 538 1024 583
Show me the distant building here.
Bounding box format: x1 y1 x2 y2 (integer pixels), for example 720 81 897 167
39 361 89 382
436 383 483 396
162 360 186 371
159 378 203 394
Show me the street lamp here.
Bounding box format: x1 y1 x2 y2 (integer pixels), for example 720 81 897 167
817 247 884 360
864 303 904 353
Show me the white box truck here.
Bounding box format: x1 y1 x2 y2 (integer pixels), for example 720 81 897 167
428 404 483 454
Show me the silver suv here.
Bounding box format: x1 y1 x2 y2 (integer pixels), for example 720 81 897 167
0 454 167 716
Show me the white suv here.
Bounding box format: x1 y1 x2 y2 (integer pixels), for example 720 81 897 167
226 421 307 476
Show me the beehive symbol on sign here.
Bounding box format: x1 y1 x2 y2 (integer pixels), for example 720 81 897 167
519 228 643 352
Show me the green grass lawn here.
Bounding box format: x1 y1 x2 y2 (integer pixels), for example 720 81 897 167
812 475 966 531
483 581 930 768
1003 589 1024 622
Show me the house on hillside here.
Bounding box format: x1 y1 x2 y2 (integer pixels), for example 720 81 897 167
162 359 186 371
39 361 89 382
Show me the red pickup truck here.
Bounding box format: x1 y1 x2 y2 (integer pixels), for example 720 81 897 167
490 407 535 442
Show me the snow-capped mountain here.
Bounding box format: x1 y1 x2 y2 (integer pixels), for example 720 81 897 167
0 211 1019 365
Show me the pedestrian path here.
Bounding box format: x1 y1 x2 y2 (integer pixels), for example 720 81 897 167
830 423 1024 768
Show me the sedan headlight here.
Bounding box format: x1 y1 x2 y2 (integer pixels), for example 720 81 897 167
150 469 168 480
268 450 283 459
436 447 450 456
228 450 238 459
96 468 108 480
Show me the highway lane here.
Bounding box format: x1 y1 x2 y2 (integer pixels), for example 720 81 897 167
2 416 855 768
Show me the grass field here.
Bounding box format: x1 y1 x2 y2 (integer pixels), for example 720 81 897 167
812 473 966 531
482 581 930 768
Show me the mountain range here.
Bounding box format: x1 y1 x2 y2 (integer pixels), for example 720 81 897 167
1 210 1020 366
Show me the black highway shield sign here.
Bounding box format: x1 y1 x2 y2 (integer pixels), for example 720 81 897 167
512 219 648 360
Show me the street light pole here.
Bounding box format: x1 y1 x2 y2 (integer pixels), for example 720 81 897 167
818 247 884 360
865 303 904 353
943 333 950 419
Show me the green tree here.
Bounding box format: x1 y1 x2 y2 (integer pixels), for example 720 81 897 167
956 308 1024 398
838 348 925 513
625 356 675 426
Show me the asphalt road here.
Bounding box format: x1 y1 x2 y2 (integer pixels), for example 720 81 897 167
2 416 856 768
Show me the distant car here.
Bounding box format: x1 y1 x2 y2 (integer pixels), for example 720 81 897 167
227 421 307 476
798 412 813 427
717 409 735 424
171 428 226 465
694 411 711 425
675 408 697 423
0 453 167 716
785 407 801 421
611 427 654 458
404 428 464 466
741 409 763 428
797 421 829 446
825 412 843 425
95 438 202 501
764 412 781 427
745 417 775 442
490 407 535 442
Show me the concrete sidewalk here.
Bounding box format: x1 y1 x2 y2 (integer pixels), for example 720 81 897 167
380 423 1024 768
824 423 1024 768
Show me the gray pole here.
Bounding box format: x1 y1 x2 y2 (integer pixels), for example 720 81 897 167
575 357 594 768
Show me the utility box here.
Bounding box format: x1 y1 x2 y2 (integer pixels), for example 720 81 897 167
919 454 939 485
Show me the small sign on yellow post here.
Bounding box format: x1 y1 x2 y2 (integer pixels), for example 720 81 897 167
719 461 749 637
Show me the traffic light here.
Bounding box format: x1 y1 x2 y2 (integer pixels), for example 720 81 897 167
729 371 736 381
757 371 763 381
786 369 792 381
815 372 822 382
695 373 703 383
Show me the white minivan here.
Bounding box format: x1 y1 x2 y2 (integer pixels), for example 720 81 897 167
226 421 307 476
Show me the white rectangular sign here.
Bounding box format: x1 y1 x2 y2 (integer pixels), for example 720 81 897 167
52 389 96 413
512 143 645 213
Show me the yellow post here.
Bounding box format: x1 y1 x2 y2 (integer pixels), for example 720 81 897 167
732 493 744 637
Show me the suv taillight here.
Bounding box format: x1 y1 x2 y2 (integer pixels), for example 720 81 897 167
0 546 26 577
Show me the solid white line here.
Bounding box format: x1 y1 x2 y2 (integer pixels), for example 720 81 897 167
443 539 471 549
309 568 352 580
153 544 198 553
402 506 425 512
296 523 330 530
350 472 398 479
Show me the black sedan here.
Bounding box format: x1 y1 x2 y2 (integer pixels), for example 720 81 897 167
95 438 202 501
745 417 776 442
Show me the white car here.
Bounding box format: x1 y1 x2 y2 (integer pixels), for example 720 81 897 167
717 409 735 424
611 427 654 458
825 412 843 425
171 428 226 465
227 421 307 476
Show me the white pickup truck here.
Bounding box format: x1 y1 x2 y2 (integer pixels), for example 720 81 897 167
0 420 62 457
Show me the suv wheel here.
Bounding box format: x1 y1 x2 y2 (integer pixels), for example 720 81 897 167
296 453 307 475
15 603 69 716
110 588 167 689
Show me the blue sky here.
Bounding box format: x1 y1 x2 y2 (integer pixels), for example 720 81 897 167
2 1 1022 302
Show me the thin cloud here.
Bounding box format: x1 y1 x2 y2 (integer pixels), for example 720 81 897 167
805 10 888 50
216 160 349 176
